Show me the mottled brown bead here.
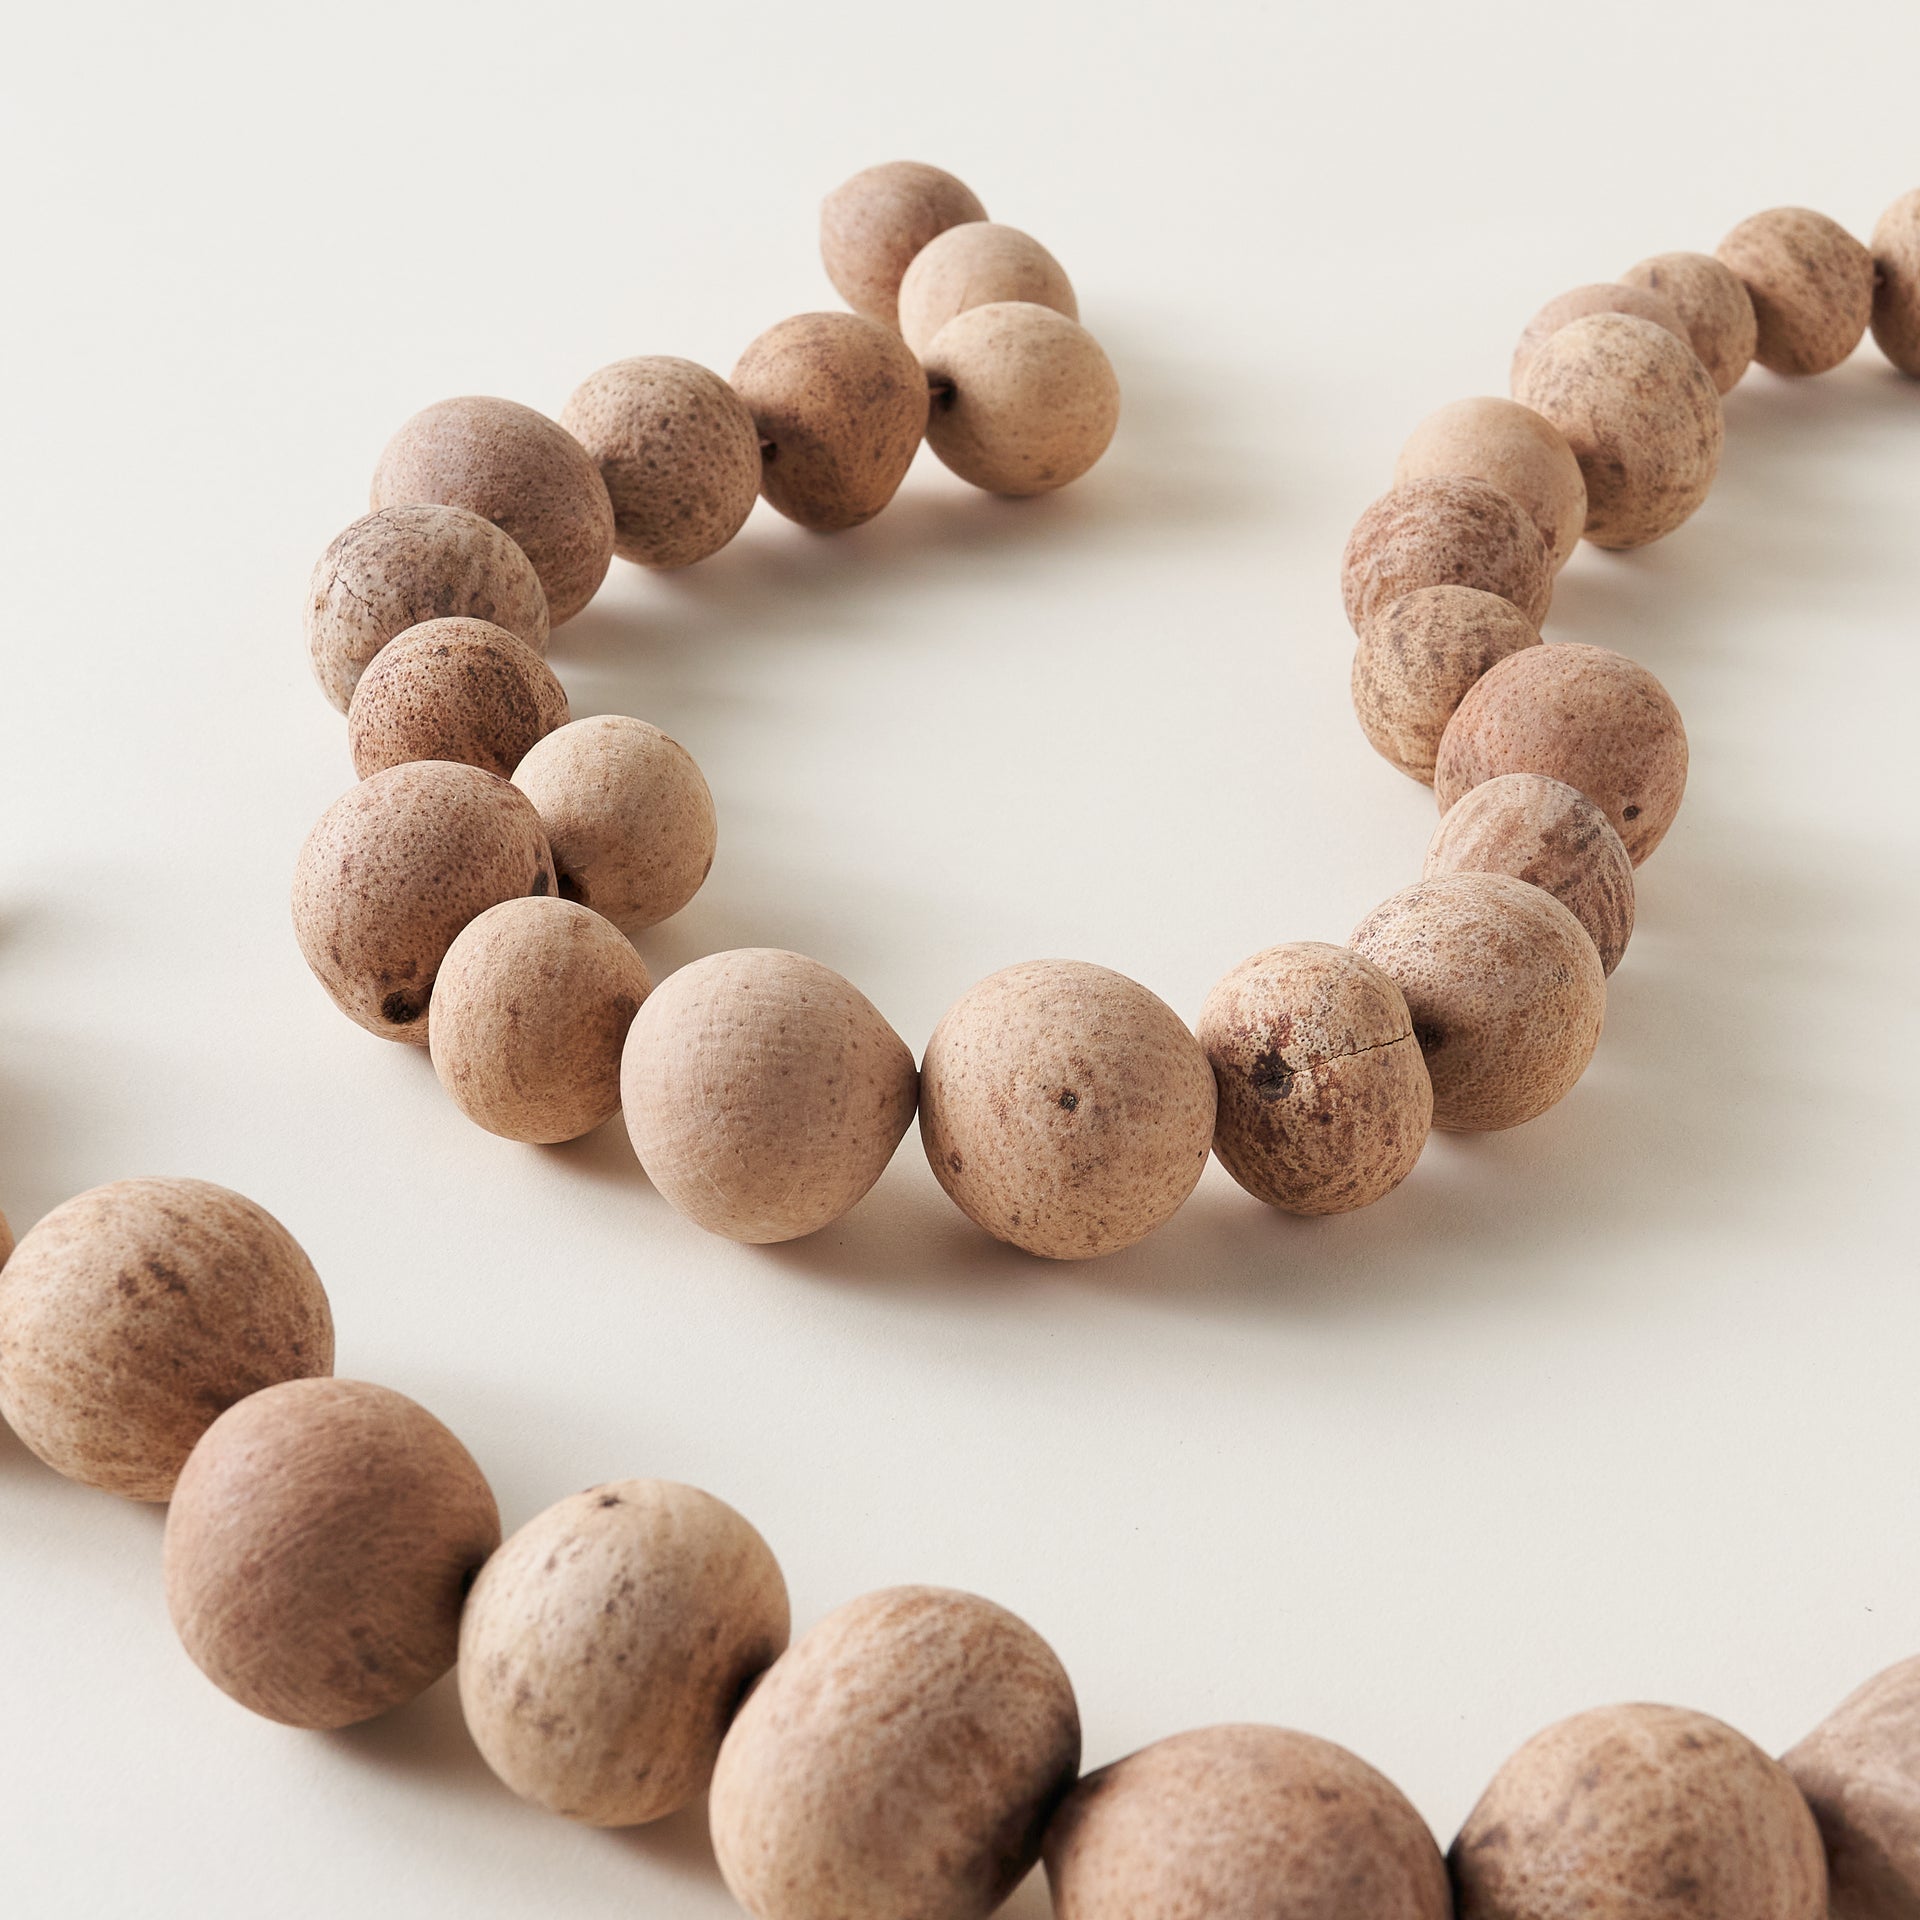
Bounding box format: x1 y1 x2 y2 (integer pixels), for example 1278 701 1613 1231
1717 208 1874 377
1510 281 1690 390
898 222 1077 356
1340 477 1551 636
820 161 987 329
1621 251 1758 394
1871 189 1920 377
1394 398 1588 573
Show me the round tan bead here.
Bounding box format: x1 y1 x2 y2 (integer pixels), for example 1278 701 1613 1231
1199 943 1432 1216
898 223 1078 356
1717 208 1874 377
1510 281 1690 390
292 761 556 1043
346 617 569 780
1621 251 1759 394
429 897 652 1144
0 1207 12 1269
1870 189 1920 377
710 1585 1080 1920
922 302 1119 495
1453 1703 1827 1920
1349 874 1605 1133
1426 773 1636 975
370 396 615 624
820 161 987 329
305 503 550 714
1046 1723 1450 1920
560 356 762 568
621 949 917 1244
1434 642 1688 866
164 1377 501 1729
920 960 1215 1261
459 1480 789 1827
0 1179 332 1502
512 714 716 928
1340 477 1551 636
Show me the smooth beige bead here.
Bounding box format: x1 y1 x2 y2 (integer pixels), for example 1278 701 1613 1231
292 761 556 1042
820 161 987 329
370 396 615 624
1621 251 1758 394
621 949 917 1244
346 617 569 780
898 223 1077 356
512 714 716 928
305 503 550 714
1871 189 1920 377
429 897 652 1144
459 1480 789 1827
1394 398 1588 573
1718 208 1874 377
1046 1723 1450 1920
1434 642 1688 865
1426 773 1636 976
1340 477 1551 635
1453 1703 1827 1920
0 1179 332 1502
710 1585 1080 1920
560 356 762 568
1199 943 1431 1216
164 1378 501 1729
1510 281 1690 390
1350 874 1605 1133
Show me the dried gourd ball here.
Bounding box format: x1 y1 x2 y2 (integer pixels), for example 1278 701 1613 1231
710 1585 1080 1920
731 312 927 531
370 396 615 624
512 713 716 928
898 222 1077 356
1871 189 1920 377
1434 641 1688 865
621 949 917 1244
1393 398 1588 574
164 1377 501 1729
0 1178 332 1501
1515 313 1724 549
460 1479 789 1827
1509 281 1691 390
1199 943 1432 1216
1621 250 1759 394
1426 773 1636 976
560 356 762 568
1046 1724 1450 1920
305 502 549 714
1349 874 1604 1133
1340 477 1551 636
1717 208 1875 377
921 302 1120 496
346 617 569 780
1453 1703 1826 1920
1352 585 1542 784
920 959 1215 1261
292 760 556 1042
820 160 987 328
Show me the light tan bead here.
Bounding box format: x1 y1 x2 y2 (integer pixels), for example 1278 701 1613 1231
1510 281 1691 390
1870 189 1920 377
459 1480 789 1827
1717 208 1874 376
0 1207 12 1269
1340 477 1551 635
820 161 987 329
1620 251 1758 394
898 223 1078 356
710 1585 1080 1920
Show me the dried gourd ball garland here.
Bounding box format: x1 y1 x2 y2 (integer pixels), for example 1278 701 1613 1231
0 170 1915 1920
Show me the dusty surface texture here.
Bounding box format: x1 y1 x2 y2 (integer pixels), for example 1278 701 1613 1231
1425 772 1636 975
305 502 550 714
1352 585 1542 784
0 1178 331 1501
1871 189 1920 377
898 223 1078 356
163 1377 501 1729
560 357 763 568
621 948 916 1244
1510 281 1690 390
819 161 987 328
1198 942 1432 1216
1340 476 1551 634
429 897 652 1143
370 396 615 624
920 959 1216 1260
1621 250 1758 393
1434 641 1688 865
511 714 716 929
291 760 556 1042
1717 207 1875 376
346 616 569 780
460 1479 789 1827
1453 1702 1827 1920
1350 873 1605 1133
922 302 1119 495
731 312 927 530
1046 1723 1450 1920
710 1585 1080 1920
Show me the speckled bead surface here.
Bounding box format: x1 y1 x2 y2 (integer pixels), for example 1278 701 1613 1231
820 161 987 329
1340 477 1552 635
898 222 1078 356
1870 189 1920 377
1510 281 1690 391
1621 251 1758 394
1717 208 1874 377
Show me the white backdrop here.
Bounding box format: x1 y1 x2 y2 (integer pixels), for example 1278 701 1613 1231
2 2 1917 1912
